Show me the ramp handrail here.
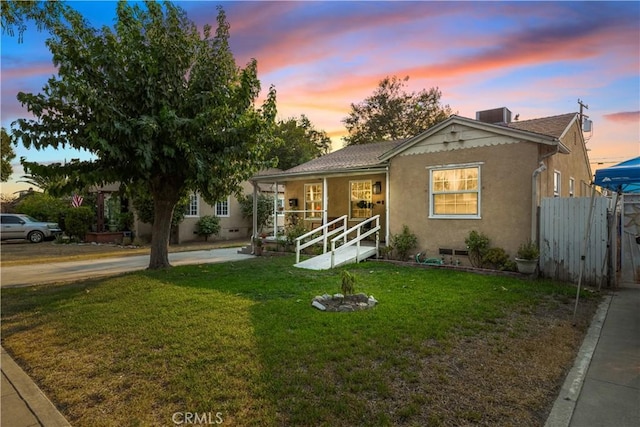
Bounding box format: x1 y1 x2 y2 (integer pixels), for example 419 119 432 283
295 215 348 264
330 215 380 268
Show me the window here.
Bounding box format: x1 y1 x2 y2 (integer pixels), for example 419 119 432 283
554 171 561 197
1 215 21 224
304 184 322 219
185 193 199 217
429 165 481 218
350 180 372 220
215 198 229 217
569 177 575 197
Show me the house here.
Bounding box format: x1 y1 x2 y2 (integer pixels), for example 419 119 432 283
251 107 592 266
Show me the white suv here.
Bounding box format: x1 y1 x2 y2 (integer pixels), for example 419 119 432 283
0 214 63 243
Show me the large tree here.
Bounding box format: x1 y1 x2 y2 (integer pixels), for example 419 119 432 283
11 2 278 269
342 75 454 145
270 114 331 170
1 128 16 182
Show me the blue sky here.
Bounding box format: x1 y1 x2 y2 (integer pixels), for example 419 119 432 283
1 1 639 194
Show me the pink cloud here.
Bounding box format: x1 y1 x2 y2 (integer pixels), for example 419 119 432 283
603 111 640 124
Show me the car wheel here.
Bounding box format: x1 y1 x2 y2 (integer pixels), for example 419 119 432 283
28 231 45 243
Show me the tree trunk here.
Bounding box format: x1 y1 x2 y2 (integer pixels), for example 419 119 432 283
148 192 179 270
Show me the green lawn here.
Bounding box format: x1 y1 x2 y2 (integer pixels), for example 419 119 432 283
1 256 599 426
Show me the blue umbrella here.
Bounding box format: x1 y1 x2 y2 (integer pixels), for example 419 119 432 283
594 156 640 193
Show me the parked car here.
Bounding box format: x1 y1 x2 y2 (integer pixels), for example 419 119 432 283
0 213 63 243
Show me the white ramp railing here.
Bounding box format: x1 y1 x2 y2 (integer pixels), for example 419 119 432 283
330 215 380 268
295 215 347 264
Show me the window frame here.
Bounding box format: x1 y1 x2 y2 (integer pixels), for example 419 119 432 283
349 180 373 221
569 177 575 197
554 170 561 197
428 163 482 219
304 183 323 220
185 193 199 217
215 197 230 217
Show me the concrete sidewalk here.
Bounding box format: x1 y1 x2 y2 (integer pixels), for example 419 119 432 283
546 281 640 427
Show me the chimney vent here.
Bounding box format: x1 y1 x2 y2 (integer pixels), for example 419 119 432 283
476 107 512 124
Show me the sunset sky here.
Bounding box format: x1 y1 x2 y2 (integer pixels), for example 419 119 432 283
1 1 639 195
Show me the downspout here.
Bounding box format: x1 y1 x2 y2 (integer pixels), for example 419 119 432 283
385 166 390 244
531 146 559 242
531 161 547 242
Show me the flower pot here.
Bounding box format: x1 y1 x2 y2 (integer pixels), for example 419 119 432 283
515 258 538 274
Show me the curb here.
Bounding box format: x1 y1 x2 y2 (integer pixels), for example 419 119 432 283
1 346 71 427
544 294 612 427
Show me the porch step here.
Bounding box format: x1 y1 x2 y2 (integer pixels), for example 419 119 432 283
295 246 378 270
237 245 253 255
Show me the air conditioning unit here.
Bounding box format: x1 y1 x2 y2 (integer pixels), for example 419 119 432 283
476 107 512 124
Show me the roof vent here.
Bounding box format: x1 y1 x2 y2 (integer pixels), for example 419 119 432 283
476 107 512 124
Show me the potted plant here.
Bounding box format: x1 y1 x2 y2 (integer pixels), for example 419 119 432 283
515 240 540 274
254 235 263 256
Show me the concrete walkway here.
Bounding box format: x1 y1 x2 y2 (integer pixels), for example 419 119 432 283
546 280 640 426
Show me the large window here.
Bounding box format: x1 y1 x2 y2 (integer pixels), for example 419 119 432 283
185 193 199 217
350 180 372 220
430 165 481 218
215 198 229 217
304 184 323 219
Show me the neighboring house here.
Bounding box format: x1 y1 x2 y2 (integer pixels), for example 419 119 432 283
251 107 592 264
136 180 257 244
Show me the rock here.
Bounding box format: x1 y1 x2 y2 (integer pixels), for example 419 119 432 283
338 305 354 312
311 300 326 311
322 294 332 300
333 293 344 299
368 295 378 306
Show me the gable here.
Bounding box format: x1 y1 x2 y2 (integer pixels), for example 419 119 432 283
397 123 532 156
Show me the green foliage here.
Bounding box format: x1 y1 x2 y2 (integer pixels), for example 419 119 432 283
390 225 418 261
1 0 66 43
342 75 454 145
341 270 356 295
269 115 331 170
15 192 67 222
465 230 490 268
482 247 515 271
238 193 274 233
285 219 307 247
11 2 278 269
1 128 16 182
195 215 221 241
65 206 94 240
517 240 540 260
129 185 188 227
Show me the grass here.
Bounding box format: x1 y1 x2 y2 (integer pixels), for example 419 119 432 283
1 255 599 426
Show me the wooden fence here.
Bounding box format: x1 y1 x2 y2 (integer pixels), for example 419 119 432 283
539 197 609 286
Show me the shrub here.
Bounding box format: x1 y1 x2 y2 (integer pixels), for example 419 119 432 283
465 230 490 268
16 192 68 222
482 247 514 271
195 215 221 241
341 271 355 295
65 206 95 241
517 240 540 260
390 225 418 261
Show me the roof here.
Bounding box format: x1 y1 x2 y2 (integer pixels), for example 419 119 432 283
506 113 578 139
255 139 404 180
254 111 577 181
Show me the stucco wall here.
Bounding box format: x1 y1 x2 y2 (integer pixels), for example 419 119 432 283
389 142 539 261
283 173 388 238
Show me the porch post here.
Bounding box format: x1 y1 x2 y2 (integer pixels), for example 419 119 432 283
273 181 278 239
323 177 328 225
252 181 258 254
385 167 390 243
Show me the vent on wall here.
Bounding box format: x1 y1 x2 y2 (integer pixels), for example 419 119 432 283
476 107 512 124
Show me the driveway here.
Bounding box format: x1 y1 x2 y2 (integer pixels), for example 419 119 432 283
0 248 254 288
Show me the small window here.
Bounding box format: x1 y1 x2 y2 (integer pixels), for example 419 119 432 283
350 180 372 220
1 215 21 224
569 177 575 197
185 193 199 217
304 184 323 219
554 171 561 197
429 165 481 219
215 198 229 217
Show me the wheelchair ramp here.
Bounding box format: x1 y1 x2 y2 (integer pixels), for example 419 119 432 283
294 245 377 270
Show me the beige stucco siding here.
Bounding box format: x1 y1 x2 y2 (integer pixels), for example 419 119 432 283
283 173 388 238
543 123 592 197
389 142 540 260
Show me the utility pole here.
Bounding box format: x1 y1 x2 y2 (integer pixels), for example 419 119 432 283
578 99 589 124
